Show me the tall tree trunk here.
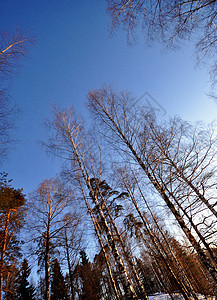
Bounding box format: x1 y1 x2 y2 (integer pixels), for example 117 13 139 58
89 102 217 285
0 210 10 300
140 231 186 299
64 229 75 300
164 180 217 268
125 186 191 300
45 108 140 299
78 177 121 300
88 187 138 298
45 222 51 300
68 136 139 299
96 187 148 299
150 123 217 218
118 127 217 285
149 258 175 300
134 177 200 300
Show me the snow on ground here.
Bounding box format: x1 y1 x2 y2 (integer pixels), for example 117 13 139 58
149 293 216 300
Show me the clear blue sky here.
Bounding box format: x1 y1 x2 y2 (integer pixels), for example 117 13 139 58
1 0 217 196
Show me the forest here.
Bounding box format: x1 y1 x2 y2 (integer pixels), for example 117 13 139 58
1 1 217 299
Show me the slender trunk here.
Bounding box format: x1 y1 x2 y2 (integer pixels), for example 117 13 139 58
64 229 75 300
149 259 175 300
119 176 185 297
135 177 200 300
146 254 176 300
45 222 51 300
70 138 139 299
78 178 121 300
154 133 217 218
140 231 184 299
122 135 217 285
90 101 217 286
97 188 148 299
126 187 190 300
89 96 217 284
166 182 217 268
0 210 10 300
93 216 122 300
89 188 138 299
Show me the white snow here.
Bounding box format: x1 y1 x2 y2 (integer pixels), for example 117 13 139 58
149 293 216 300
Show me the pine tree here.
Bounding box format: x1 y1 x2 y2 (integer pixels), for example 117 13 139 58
50 259 68 300
16 259 35 300
0 172 26 300
75 251 102 300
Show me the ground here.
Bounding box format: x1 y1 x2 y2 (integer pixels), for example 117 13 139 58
150 294 216 300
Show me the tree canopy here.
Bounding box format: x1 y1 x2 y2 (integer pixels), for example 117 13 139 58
107 0 217 86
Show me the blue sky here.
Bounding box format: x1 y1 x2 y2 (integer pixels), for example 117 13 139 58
1 0 217 196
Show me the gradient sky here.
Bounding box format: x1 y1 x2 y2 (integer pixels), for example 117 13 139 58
1 0 217 196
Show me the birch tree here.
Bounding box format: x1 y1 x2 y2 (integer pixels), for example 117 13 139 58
118 167 201 299
88 86 217 289
44 107 148 299
0 32 32 162
29 178 72 300
141 116 217 264
57 211 84 300
107 0 217 86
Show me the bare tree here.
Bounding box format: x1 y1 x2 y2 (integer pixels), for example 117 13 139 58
89 177 148 298
88 86 217 288
0 32 32 162
0 92 18 162
29 178 72 300
118 166 202 299
44 107 147 299
58 212 83 300
107 0 217 86
77 174 121 300
0 32 30 80
141 116 217 261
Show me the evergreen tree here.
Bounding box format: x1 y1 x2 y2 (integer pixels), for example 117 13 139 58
16 259 35 300
36 276 46 300
50 259 68 300
0 172 26 300
76 251 101 300
3 263 19 300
